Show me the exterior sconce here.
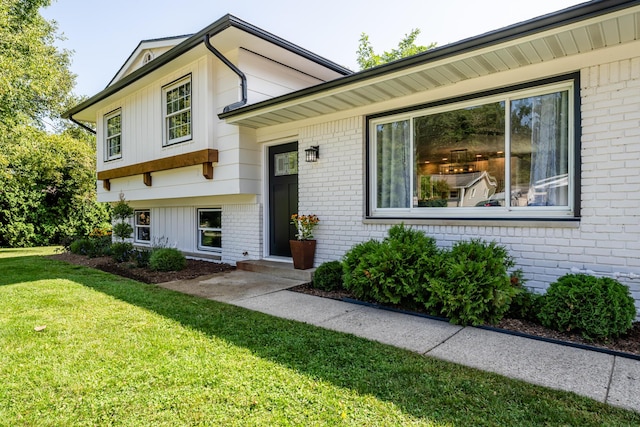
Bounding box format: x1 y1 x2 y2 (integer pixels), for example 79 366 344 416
305 146 319 162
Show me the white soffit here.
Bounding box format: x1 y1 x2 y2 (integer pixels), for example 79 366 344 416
225 6 640 128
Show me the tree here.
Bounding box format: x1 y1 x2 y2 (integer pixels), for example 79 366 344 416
356 28 437 70
0 0 109 247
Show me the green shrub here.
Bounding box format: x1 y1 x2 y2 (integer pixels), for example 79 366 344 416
313 261 344 291
423 239 517 326
342 224 441 306
111 242 134 263
134 248 152 268
69 238 94 256
149 248 186 272
538 274 637 340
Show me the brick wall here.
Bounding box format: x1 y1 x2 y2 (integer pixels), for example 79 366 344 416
298 58 640 314
222 203 262 265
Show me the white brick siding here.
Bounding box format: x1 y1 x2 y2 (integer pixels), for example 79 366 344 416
222 203 262 265
298 59 640 315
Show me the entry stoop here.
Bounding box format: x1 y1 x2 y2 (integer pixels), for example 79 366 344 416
236 259 315 283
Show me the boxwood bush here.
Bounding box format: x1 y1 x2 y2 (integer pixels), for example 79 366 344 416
538 274 636 340
312 261 344 291
149 248 186 272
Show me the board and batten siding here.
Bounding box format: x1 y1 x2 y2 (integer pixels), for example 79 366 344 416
266 55 640 316
128 198 262 264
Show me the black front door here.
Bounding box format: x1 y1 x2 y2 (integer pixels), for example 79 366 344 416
269 143 298 257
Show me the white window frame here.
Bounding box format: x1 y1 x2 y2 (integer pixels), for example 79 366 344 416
134 209 151 244
197 208 222 252
104 109 122 161
368 79 576 220
162 75 192 146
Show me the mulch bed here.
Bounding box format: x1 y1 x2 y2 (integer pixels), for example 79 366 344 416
49 252 640 357
291 283 640 358
48 252 234 284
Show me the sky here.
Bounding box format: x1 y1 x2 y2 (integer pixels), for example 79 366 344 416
41 0 587 98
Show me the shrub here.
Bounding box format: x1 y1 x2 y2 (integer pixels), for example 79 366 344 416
69 238 94 256
149 248 186 272
505 270 541 322
538 274 637 340
111 242 134 263
423 239 517 326
342 224 441 306
313 261 344 291
134 248 153 268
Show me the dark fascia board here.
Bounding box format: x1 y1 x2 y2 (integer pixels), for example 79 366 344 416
220 0 640 120
63 14 352 119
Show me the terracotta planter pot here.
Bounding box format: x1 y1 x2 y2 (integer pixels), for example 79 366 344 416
289 239 316 270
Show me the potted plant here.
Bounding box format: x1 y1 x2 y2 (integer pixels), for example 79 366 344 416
289 213 319 269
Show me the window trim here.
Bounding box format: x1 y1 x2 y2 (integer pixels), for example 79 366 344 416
197 208 222 252
134 209 151 244
162 74 192 147
366 73 581 221
104 108 122 161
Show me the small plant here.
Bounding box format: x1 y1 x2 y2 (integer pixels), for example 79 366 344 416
290 214 319 240
312 261 344 292
149 248 186 272
134 248 153 268
111 194 133 243
69 238 94 256
423 239 517 326
538 274 637 340
506 270 541 322
111 242 134 263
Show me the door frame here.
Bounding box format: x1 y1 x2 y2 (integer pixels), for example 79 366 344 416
263 139 299 260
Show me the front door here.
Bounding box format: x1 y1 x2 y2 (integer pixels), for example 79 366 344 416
269 143 298 257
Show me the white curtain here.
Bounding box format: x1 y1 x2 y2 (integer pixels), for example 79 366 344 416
377 120 410 208
529 92 569 206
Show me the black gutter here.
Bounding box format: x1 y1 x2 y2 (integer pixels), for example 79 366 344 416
69 116 96 134
203 34 247 112
62 14 351 120
219 0 640 120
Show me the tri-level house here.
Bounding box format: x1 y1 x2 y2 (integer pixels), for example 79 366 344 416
66 1 640 314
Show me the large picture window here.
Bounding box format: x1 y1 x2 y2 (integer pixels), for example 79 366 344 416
163 76 192 146
105 109 122 161
198 209 221 252
369 79 576 219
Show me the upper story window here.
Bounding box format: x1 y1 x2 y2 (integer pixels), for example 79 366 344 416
104 109 122 161
368 76 577 220
162 76 192 146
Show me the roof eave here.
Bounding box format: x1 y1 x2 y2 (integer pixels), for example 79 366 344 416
63 14 352 120
219 0 640 121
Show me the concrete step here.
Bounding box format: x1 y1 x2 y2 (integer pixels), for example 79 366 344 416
236 259 315 283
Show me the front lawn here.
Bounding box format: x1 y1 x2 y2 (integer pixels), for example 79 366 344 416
1 247 639 426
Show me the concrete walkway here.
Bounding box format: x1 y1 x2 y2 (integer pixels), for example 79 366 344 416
158 269 640 413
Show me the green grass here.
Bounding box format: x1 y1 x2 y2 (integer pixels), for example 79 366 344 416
1 247 639 426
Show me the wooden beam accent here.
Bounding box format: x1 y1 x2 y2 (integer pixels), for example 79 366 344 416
97 149 218 181
102 179 110 191
143 172 152 186
202 162 214 179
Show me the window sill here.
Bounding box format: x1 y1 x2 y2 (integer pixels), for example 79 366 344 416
363 217 580 228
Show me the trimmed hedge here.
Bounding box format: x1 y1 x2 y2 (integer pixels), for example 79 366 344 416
538 274 636 340
313 261 344 291
149 248 186 272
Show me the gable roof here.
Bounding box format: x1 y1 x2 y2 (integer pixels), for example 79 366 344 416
64 14 352 122
219 0 640 128
107 35 192 87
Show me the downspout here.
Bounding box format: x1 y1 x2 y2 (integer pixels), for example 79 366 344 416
203 34 247 113
69 115 97 135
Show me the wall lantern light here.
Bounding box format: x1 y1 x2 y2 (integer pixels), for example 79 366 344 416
305 146 319 162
